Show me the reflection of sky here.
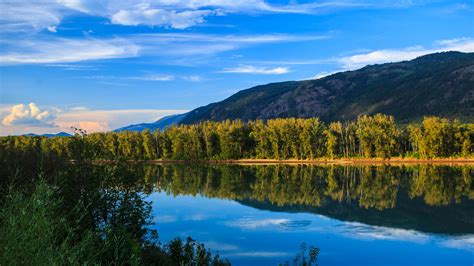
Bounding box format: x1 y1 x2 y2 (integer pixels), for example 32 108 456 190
148 192 474 266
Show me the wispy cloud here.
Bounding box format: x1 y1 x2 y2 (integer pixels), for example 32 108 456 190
221 65 289 75
45 64 100 71
0 1 63 33
133 33 330 57
182 75 204 82
0 37 139 64
131 74 175 81
0 33 329 65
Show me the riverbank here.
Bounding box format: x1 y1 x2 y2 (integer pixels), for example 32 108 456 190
94 158 474 165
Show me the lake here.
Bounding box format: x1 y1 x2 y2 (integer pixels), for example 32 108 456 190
132 164 473 265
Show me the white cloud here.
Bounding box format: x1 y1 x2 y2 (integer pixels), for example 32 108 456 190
2 103 56 127
0 37 140 64
111 7 213 29
340 37 474 69
221 65 289 75
0 103 188 136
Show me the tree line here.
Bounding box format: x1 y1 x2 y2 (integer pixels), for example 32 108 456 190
1 115 472 163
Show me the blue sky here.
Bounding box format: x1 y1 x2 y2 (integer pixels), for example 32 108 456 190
0 0 473 135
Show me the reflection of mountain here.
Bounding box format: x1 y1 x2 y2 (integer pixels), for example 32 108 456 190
237 194 474 235
142 164 473 235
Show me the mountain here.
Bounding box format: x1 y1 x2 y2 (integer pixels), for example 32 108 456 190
25 132 72 137
181 52 474 124
114 113 187 132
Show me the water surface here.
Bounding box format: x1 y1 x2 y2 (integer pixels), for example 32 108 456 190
142 164 473 265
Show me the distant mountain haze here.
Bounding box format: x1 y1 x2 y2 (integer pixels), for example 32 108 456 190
24 132 72 137
180 52 474 124
114 113 187 132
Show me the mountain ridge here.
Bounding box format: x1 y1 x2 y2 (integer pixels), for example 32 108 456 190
180 51 474 124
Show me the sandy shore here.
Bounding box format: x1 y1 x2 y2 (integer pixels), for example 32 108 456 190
94 158 474 165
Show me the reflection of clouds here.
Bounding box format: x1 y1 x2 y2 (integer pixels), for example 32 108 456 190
225 217 313 230
153 215 177 223
150 192 474 254
186 213 208 221
203 241 239 251
280 220 312 228
225 217 289 229
340 222 429 243
439 235 474 252
224 251 289 258
225 216 434 245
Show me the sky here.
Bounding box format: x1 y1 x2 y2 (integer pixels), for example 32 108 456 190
0 0 473 135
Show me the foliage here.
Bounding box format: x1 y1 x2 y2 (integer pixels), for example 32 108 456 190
0 181 99 265
279 242 320 266
1 116 471 170
0 180 232 265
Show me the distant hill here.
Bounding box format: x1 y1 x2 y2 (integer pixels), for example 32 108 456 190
25 132 72 137
114 113 187 132
181 52 474 124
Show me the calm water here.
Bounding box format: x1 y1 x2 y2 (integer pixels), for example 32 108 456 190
139 164 474 265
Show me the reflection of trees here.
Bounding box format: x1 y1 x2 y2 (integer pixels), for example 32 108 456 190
142 164 473 210
357 167 399 210
325 166 400 210
409 165 473 206
46 163 472 237
138 164 474 235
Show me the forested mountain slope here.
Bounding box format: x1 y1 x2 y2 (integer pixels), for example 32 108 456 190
181 52 474 124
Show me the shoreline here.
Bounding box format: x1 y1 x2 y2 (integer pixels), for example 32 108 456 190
94 158 474 165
